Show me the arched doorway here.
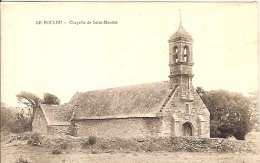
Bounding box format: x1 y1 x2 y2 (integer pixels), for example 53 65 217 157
183 122 193 136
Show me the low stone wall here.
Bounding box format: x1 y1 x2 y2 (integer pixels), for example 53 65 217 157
170 137 255 153
48 125 71 135
39 135 257 153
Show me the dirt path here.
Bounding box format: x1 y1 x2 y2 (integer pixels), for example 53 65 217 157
1 144 260 163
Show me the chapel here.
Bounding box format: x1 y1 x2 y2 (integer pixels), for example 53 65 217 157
32 18 210 138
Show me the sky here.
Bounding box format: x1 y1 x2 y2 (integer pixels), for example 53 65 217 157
1 2 258 107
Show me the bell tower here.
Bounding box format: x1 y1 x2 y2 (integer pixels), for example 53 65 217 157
168 11 194 102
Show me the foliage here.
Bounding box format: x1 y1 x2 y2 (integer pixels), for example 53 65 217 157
196 87 205 97
248 90 259 131
88 136 97 145
16 92 41 131
60 142 69 149
1 101 7 107
81 136 97 149
16 155 29 163
200 89 252 140
1 106 15 132
42 93 60 105
27 132 42 146
51 149 62 155
1 107 30 133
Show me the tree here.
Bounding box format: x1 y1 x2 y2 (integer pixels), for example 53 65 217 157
42 93 60 105
1 101 7 107
196 87 205 97
248 90 259 131
16 92 41 131
201 89 252 140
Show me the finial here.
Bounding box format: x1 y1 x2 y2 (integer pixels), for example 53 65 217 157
178 8 183 28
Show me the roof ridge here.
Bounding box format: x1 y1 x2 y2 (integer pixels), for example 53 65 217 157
69 92 80 103
76 81 169 93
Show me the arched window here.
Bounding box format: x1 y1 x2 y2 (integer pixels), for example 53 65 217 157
184 46 189 63
185 104 190 114
173 46 178 63
184 48 187 62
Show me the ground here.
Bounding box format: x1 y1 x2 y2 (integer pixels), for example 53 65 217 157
1 132 259 163
1 145 260 163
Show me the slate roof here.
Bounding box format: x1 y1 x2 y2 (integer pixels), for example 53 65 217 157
170 21 193 41
70 81 171 119
41 104 74 125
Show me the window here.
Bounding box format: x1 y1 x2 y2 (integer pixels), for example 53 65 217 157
185 104 190 114
184 49 187 62
184 46 189 63
175 54 178 63
174 46 178 63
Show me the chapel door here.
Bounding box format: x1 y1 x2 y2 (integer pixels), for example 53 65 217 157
183 122 192 136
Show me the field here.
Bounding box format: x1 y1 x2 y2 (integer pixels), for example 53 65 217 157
1 145 260 163
1 132 259 163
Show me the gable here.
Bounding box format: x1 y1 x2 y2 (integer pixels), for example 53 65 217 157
70 81 170 119
40 104 74 125
32 108 48 134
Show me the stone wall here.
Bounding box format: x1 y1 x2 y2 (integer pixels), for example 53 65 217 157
161 86 210 138
32 108 48 134
48 125 71 135
73 117 162 138
38 134 257 153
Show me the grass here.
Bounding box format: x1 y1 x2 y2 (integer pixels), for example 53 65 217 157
81 136 97 149
60 142 69 149
52 149 62 155
16 155 29 163
27 132 42 146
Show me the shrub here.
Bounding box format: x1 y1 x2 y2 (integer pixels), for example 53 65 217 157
60 142 69 149
186 146 196 152
27 132 41 146
52 149 62 155
91 150 98 154
221 144 229 152
100 144 108 150
81 141 90 149
88 136 97 145
1 107 30 133
67 125 77 136
81 136 97 149
16 155 29 163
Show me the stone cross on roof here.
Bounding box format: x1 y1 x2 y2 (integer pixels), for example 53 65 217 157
178 8 183 27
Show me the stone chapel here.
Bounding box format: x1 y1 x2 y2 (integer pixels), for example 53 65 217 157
32 18 210 138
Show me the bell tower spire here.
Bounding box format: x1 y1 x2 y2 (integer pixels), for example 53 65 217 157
168 12 194 102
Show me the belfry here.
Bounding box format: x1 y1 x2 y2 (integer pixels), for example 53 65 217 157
168 12 194 102
157 12 210 137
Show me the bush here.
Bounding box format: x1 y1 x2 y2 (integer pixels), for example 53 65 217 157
88 136 97 145
60 142 69 149
81 136 97 149
91 150 98 154
52 149 62 155
186 146 196 152
16 155 29 163
27 132 41 146
1 107 30 133
221 143 229 152
81 141 90 149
